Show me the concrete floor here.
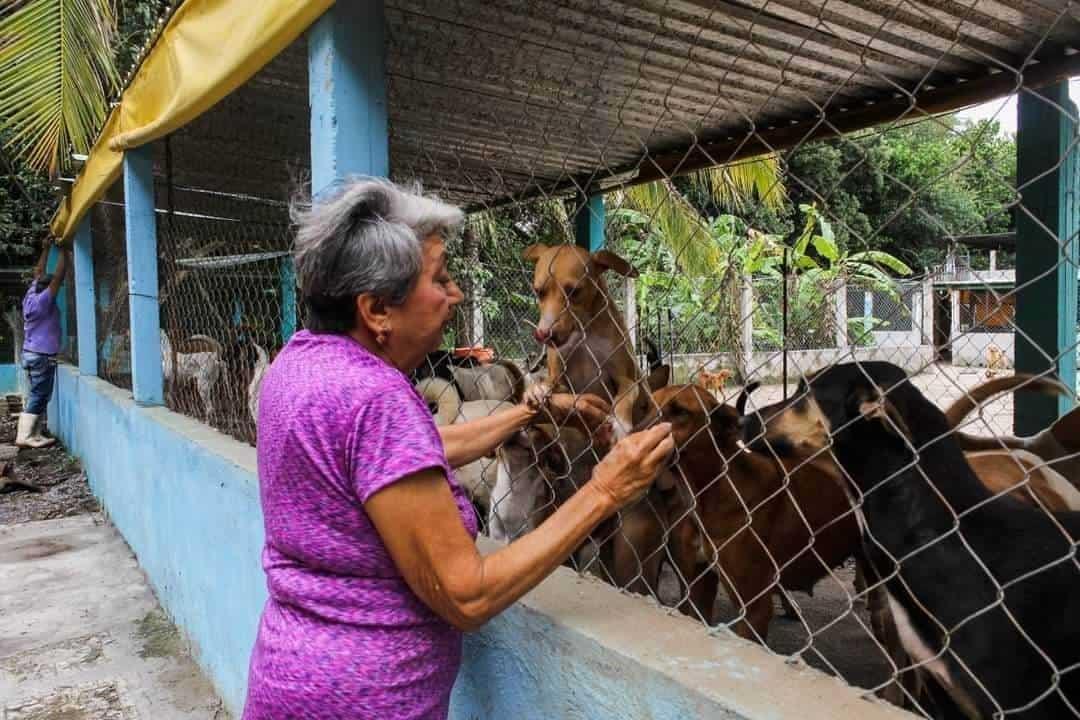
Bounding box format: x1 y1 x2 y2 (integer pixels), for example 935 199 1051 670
0 514 227 720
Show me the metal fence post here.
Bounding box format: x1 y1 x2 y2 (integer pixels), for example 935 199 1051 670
1015 84 1078 432
279 258 296 344
573 193 605 252
123 144 163 406
73 217 97 376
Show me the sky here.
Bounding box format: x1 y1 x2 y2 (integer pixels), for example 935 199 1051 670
954 77 1080 135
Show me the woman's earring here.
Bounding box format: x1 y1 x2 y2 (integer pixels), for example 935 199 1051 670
377 328 389 346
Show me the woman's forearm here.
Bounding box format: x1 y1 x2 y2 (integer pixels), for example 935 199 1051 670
456 480 614 627
438 403 535 468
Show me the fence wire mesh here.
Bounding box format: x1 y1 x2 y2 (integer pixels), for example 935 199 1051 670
77 2 1080 717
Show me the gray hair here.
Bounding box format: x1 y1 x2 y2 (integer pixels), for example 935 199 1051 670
291 177 464 333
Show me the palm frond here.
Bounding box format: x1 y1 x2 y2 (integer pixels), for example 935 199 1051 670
688 155 786 211
619 180 719 276
0 0 118 176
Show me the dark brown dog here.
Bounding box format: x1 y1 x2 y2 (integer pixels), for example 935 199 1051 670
642 384 858 642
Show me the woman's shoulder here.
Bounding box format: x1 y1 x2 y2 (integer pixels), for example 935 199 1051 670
271 331 420 409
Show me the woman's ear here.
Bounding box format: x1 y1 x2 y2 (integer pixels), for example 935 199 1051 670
355 294 391 336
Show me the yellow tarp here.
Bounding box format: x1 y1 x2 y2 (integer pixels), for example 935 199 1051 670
51 0 334 242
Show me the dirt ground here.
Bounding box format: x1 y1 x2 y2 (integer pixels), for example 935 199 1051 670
0 413 99 525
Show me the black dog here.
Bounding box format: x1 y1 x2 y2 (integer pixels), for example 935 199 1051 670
744 361 1080 719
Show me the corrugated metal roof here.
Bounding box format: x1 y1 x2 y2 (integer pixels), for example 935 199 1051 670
151 0 1080 214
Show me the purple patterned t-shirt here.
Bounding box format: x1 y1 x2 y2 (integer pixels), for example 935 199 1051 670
243 330 478 720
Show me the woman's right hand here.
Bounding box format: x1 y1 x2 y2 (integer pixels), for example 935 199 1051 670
589 423 674 511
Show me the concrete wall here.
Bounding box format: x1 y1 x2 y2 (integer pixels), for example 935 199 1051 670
952 332 1014 368
50 364 910 720
0 364 18 395
671 345 935 383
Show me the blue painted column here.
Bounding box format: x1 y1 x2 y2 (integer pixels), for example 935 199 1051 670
573 194 606 252
309 0 389 196
280 258 296 344
45 247 68 352
73 217 98 375
1014 83 1078 434
123 144 163 405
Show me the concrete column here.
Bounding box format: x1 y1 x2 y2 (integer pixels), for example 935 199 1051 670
863 290 873 336
123 144 163 406
573 194 605 252
280 258 297 344
833 280 848 349
921 279 934 346
950 289 961 339
309 0 389 195
73 217 97 375
624 277 637 352
740 275 754 373
1014 82 1078 433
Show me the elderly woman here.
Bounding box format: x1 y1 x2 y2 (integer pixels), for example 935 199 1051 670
242 178 673 720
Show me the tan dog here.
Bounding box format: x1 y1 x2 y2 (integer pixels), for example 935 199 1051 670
944 373 1080 488
695 368 733 398
523 243 670 595
523 243 654 438
984 343 1007 378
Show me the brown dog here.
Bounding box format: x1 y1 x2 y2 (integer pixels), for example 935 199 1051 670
945 373 1080 488
523 243 670 595
644 384 858 642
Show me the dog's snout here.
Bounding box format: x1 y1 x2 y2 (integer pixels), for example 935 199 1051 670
533 327 551 344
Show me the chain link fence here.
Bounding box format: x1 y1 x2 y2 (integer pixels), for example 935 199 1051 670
77 3 1080 717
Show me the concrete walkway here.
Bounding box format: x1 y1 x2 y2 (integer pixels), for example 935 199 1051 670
0 514 228 719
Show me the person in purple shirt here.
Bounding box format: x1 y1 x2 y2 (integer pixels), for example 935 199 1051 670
241 178 674 720
16 239 68 449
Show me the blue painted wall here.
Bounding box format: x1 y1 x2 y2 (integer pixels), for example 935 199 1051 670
0 364 18 394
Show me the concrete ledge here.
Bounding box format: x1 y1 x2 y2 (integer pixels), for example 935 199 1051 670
52 364 912 720
453 538 911 720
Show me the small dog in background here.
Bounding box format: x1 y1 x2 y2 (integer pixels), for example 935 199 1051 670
695 368 733 398
985 343 1007 378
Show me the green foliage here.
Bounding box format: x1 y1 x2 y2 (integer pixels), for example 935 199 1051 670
0 0 119 175
0 142 55 260
785 116 1016 272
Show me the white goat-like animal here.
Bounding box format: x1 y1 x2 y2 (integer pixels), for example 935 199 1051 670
417 377 510 511
487 425 597 542
247 343 271 423
160 330 223 419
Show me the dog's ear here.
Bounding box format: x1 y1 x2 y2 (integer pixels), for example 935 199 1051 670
850 387 911 442
646 364 670 391
590 250 639 278
523 244 549 264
